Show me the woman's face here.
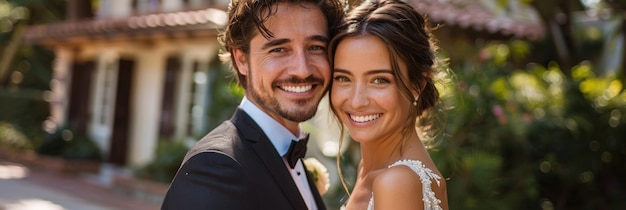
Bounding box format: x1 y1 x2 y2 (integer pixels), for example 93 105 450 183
331 35 412 143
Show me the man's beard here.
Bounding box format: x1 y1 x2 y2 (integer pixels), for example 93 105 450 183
251 89 318 122
247 73 324 122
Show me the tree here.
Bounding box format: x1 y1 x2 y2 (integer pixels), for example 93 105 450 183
0 0 66 144
0 0 26 83
0 0 65 85
529 0 586 74
529 0 625 79
603 0 626 82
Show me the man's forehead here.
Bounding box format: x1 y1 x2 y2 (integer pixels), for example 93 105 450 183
252 3 328 42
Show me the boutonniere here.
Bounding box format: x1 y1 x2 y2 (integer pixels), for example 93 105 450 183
303 157 330 195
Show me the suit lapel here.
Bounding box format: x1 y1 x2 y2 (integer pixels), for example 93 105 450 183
231 109 309 209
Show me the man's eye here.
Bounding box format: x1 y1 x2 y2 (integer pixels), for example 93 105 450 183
310 45 326 51
270 48 285 53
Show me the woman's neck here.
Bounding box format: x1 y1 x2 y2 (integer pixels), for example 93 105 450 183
358 130 420 174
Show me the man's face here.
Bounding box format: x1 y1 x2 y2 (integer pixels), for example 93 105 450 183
233 2 330 125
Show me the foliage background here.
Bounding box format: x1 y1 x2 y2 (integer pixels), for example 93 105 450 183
0 0 64 152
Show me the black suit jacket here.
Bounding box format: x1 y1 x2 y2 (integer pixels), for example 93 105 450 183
162 109 326 210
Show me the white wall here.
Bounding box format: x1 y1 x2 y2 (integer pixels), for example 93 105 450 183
127 48 167 166
162 0 183 12
51 36 222 168
97 0 133 18
88 50 120 157
48 48 73 131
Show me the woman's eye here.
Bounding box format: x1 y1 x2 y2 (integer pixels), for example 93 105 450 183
373 77 390 84
333 75 349 82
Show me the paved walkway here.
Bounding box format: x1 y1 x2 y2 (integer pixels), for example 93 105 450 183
0 161 161 210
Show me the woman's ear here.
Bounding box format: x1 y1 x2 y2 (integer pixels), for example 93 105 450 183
233 49 249 76
412 82 423 99
413 73 431 98
411 88 420 106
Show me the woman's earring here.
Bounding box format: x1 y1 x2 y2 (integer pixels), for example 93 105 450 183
413 96 418 106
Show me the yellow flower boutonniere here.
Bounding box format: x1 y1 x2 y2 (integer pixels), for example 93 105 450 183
303 157 330 195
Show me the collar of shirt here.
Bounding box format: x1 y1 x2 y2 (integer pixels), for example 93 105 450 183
239 96 305 156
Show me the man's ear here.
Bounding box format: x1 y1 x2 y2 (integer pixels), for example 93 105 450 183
233 48 249 76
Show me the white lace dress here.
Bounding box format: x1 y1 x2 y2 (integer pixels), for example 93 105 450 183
367 159 443 210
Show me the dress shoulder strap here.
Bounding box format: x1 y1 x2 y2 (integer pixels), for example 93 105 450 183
388 159 443 210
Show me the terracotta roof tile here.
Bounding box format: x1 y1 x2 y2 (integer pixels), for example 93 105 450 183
24 8 227 43
407 0 545 40
24 0 545 43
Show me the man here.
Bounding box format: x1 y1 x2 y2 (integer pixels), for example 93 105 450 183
161 0 344 209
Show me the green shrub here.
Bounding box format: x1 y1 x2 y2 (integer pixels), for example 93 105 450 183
135 139 188 183
0 121 33 150
38 127 102 161
437 47 626 209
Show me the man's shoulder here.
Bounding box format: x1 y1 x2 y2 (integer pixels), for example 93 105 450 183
182 120 242 162
203 120 239 141
181 109 268 164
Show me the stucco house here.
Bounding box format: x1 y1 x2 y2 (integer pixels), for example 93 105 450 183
24 0 229 167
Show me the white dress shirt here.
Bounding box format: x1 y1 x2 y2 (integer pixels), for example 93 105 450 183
240 97 318 210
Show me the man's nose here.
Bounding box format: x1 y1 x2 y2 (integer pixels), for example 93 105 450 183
288 50 313 78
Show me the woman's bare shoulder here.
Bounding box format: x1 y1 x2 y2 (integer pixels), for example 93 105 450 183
371 166 423 209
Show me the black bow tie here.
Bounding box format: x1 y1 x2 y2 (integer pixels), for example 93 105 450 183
285 134 309 169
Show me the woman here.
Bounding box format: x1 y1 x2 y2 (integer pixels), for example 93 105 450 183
329 0 448 209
